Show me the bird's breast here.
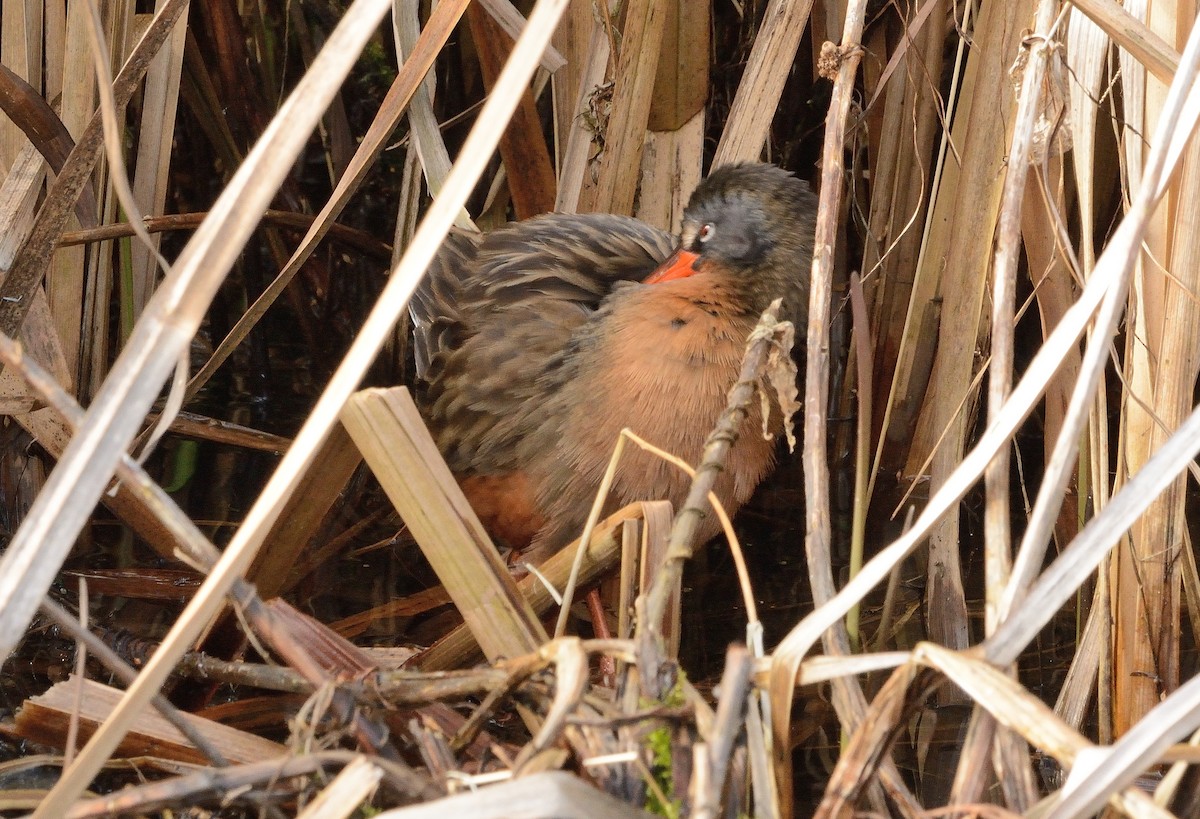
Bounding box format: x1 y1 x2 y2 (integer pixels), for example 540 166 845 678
543 281 778 518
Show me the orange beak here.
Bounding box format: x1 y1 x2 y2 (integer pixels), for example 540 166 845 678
644 249 700 284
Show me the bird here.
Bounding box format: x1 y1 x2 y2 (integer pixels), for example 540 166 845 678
411 163 818 562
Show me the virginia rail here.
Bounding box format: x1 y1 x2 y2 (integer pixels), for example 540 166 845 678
412 163 818 561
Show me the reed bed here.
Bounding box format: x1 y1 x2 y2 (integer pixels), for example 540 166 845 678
1 0 1200 816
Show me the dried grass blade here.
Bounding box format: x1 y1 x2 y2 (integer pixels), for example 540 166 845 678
1070 0 1178 82
989 404 1200 669
908 0 1038 664
127 0 188 318
553 20 609 213
985 2 1059 620
0 0 39 168
646 0 707 133
0 144 73 393
964 4 1064 807
393 0 464 218
859 9 944 483
1067 5 1107 272
1052 582 1107 729
712 0 815 165
186 0 471 400
417 502 641 671
0 144 45 268
296 757 383 819
913 646 1171 819
0 65 98 227
23 1 395 812
769 0 1200 752
0 0 190 339
341 387 546 660
813 662 940 817
1044 658 1200 817
467 5 557 218
476 0 566 72
636 117 703 232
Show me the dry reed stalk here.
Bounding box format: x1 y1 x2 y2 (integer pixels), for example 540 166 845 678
47 0 106 383
1119 132 1200 703
992 14 1200 640
645 0 706 134
907 0 1036 667
712 0 814 165
57 209 393 253
552 15 609 213
0 0 189 340
297 757 383 818
341 387 547 661
73 0 132 397
1021 159 1083 547
861 2 947 472
575 0 666 214
770 13 1200 803
475 0 566 71
393 0 463 222
930 647 1175 818
693 645 754 819
1072 0 1179 81
636 113 703 232
0 144 73 396
770 4 919 816
467 6 558 218
978 23 1200 813
984 0 1062 637
949 3 1065 808
241 422 363 601
20 1 397 812
60 752 431 818
17 676 284 765
844 274 876 651
417 505 649 672
634 2 705 232
38 599 228 765
1111 0 1194 737
0 0 39 169
127 0 189 321
821 641 1181 819
0 143 44 270
549 0 592 163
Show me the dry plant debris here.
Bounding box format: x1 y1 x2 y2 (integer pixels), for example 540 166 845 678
2 0 1200 816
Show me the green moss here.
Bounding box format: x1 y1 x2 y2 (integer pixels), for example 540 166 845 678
643 676 687 817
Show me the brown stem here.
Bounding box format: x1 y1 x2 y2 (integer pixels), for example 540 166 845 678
641 300 784 635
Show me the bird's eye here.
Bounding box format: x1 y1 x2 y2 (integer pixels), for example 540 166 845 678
698 223 715 243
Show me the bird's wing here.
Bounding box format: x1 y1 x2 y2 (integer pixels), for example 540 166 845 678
410 228 484 380
414 213 674 475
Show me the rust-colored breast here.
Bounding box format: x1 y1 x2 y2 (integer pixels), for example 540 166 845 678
524 272 779 553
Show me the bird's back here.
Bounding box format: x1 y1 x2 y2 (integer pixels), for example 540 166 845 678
412 213 675 480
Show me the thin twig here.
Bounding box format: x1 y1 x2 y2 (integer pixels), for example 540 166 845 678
641 299 787 638
39 598 231 767
695 644 755 819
